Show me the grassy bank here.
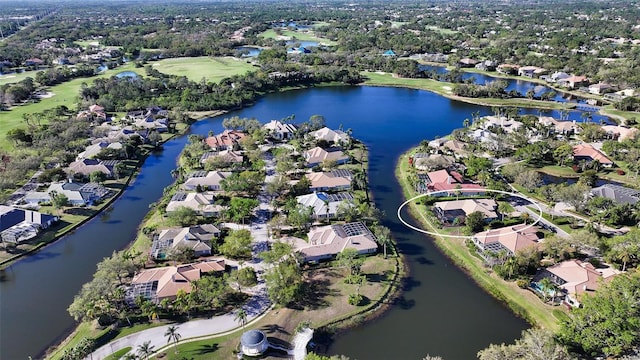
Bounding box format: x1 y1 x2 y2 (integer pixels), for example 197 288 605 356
395 149 560 331
362 71 573 111
258 29 337 45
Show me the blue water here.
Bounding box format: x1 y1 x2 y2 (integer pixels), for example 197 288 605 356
286 40 320 48
235 46 263 58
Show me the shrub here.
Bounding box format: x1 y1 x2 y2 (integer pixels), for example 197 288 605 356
348 293 363 306
516 279 529 289
616 169 625 175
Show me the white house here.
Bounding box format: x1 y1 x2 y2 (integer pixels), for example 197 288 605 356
296 192 354 219
150 224 220 260
263 120 298 140
308 127 350 144
296 222 378 263
183 171 231 191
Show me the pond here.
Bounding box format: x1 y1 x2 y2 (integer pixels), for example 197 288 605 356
114 71 139 79
235 46 263 58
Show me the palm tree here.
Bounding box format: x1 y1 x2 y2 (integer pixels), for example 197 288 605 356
165 325 182 354
498 202 511 221
137 341 154 360
234 308 248 330
374 226 392 259
538 277 554 303
463 118 470 128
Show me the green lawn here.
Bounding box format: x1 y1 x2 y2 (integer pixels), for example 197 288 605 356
0 70 44 86
258 29 337 45
0 63 145 150
149 57 257 83
425 25 458 35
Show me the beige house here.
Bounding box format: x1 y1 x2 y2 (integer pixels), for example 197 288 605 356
263 120 298 140
433 199 498 224
126 260 226 304
309 127 350 144
573 143 614 167
205 130 247 151
472 224 541 265
66 158 119 178
304 147 349 167
166 192 224 216
296 222 378 263
150 224 220 260
200 150 244 166
305 170 352 191
600 125 639 142
183 171 232 191
539 259 620 307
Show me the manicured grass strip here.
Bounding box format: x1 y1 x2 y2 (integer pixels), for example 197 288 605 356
396 150 560 330
149 56 257 83
0 70 43 86
104 347 132 360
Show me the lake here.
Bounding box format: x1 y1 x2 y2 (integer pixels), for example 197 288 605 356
0 86 530 360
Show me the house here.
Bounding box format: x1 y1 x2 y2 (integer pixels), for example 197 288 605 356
573 143 614 167
304 147 349 167
309 127 350 144
0 205 58 243
588 83 613 95
296 222 378 263
517 66 546 78
537 259 619 307
472 224 541 265
557 75 588 89
24 58 45 67
205 130 247 151
482 116 523 133
200 150 244 166
415 169 485 196
600 125 638 142
305 169 352 192
547 71 570 83
382 49 397 57
458 58 478 68
24 182 110 206
263 120 298 140
496 64 520 75
76 141 123 160
183 171 231 191
475 60 497 71
66 159 118 178
296 191 354 219
166 192 224 216
590 184 640 205
538 117 580 136
134 116 168 132
126 259 226 304
426 139 467 155
77 104 107 122
433 199 498 224
412 153 456 171
150 224 220 260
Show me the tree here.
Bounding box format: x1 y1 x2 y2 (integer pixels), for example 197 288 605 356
264 259 304 307
553 144 574 167
287 204 314 231
137 341 155 360
166 206 198 227
465 211 485 234
50 190 69 215
478 328 572 360
234 308 248 330
165 325 182 354
219 229 253 259
373 225 392 258
559 272 640 357
228 197 259 224
259 240 294 264
90 170 107 184
514 170 541 192
337 248 363 277
497 202 512 221
463 156 493 178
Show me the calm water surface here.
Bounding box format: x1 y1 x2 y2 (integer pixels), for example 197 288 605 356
0 86 531 360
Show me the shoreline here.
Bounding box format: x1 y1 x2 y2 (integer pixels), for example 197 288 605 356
394 149 560 330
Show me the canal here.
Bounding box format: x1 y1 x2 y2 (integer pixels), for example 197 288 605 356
0 86 539 359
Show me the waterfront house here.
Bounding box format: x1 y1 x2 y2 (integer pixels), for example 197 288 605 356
263 120 298 140
66 158 119 178
496 64 520 75
458 58 478 68
536 259 619 307
557 75 588 89
412 153 456 171
296 191 354 219
517 66 546 78
415 169 484 196
126 259 226 304
304 147 349 167
183 171 231 191
76 141 123 160
305 169 353 192
472 224 541 265
200 150 244 166
588 83 614 95
308 127 350 145
24 181 110 206
538 116 581 136
573 143 614 168
166 191 224 216
590 184 640 205
481 116 523 133
150 224 220 260
296 221 378 263
547 71 570 83
205 130 247 151
475 60 497 71
0 205 58 244
433 199 498 224
134 116 168 132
